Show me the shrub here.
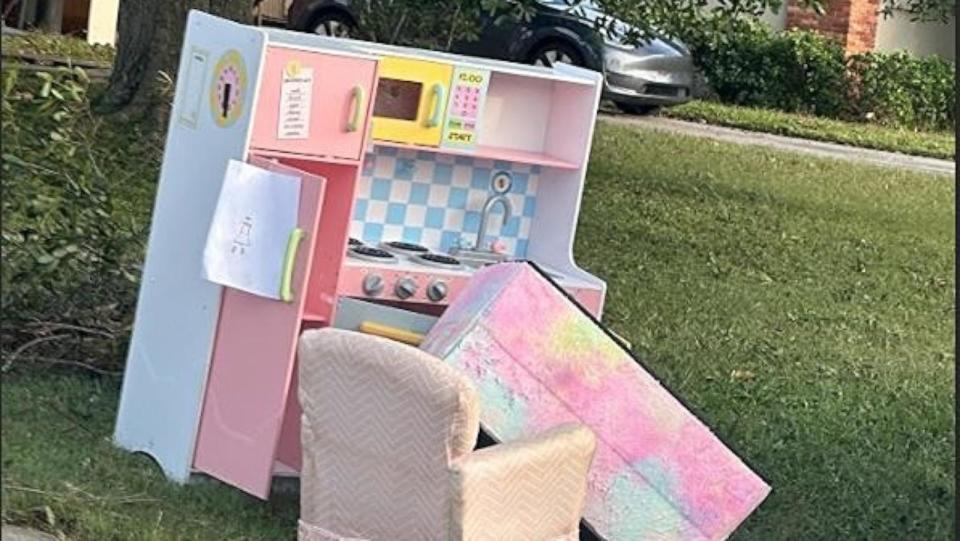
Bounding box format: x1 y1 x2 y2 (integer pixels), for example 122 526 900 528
1 67 156 371
848 51 956 131
682 19 956 132
686 20 848 117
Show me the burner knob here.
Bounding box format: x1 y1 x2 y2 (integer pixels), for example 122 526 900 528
427 280 448 302
395 278 417 299
362 274 384 296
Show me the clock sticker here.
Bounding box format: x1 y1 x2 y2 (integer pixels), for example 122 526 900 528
209 50 247 127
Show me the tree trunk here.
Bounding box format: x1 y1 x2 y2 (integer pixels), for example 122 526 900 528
95 0 250 115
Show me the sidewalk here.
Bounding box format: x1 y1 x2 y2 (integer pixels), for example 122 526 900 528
600 114 955 176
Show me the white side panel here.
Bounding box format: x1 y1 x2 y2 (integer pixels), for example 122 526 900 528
113 11 266 482
526 73 603 285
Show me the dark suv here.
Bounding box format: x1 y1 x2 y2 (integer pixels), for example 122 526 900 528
286 0 693 113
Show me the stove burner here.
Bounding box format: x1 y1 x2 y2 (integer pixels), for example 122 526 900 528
348 237 363 246
380 240 430 256
348 245 398 263
413 253 463 269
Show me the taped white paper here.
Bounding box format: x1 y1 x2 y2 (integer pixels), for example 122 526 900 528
278 67 313 139
203 159 300 300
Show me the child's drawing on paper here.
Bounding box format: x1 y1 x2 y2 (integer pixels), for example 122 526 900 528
231 215 254 255
203 160 300 300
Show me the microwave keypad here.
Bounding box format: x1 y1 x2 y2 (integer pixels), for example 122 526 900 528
442 67 490 150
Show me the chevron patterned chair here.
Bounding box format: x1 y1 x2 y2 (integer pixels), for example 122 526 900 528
297 328 597 541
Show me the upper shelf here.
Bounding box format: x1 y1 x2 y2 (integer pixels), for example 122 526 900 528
369 140 580 170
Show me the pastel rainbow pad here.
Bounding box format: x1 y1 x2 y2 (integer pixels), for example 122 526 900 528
421 262 770 540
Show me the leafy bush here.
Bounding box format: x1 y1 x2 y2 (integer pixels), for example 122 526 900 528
682 19 956 131
685 20 847 116
848 51 956 131
1 67 157 372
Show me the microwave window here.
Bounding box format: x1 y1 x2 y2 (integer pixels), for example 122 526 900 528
374 79 422 121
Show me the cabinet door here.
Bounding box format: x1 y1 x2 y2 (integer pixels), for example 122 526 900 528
192 156 325 499
371 56 452 147
250 46 377 161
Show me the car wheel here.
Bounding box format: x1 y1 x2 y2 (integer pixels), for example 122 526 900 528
617 103 660 116
310 10 354 38
528 41 585 68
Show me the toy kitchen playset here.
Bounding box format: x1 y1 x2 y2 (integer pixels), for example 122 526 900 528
115 11 606 500
114 12 772 540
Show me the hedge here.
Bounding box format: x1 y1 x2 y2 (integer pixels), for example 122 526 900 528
1 67 157 372
685 20 956 132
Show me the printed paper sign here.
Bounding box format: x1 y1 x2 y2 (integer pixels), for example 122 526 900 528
203 160 301 300
442 67 490 150
277 61 313 139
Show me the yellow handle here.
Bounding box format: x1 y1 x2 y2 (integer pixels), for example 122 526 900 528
359 321 425 346
347 85 365 132
280 228 304 303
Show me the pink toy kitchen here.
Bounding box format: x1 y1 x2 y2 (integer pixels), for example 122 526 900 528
115 11 768 541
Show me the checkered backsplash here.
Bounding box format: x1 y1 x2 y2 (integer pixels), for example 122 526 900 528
351 147 540 258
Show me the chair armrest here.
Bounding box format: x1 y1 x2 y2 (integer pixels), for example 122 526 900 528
449 423 596 541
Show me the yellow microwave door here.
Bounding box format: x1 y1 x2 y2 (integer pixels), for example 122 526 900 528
372 57 452 146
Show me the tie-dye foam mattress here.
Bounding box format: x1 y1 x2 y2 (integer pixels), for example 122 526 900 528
421 262 770 540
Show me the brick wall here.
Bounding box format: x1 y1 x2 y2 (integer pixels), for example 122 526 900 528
786 0 880 54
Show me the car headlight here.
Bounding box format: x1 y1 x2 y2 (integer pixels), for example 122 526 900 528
603 45 634 72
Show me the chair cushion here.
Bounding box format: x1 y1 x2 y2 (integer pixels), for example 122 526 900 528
298 328 481 539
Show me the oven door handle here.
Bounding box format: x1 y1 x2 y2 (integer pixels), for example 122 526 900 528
425 82 444 128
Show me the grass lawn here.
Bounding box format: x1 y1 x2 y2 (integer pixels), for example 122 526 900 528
2 32 955 541
663 100 956 161
2 117 954 539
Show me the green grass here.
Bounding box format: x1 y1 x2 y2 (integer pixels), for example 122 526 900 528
2 120 954 540
1 32 955 540
2 32 115 64
663 100 956 161
1 372 300 540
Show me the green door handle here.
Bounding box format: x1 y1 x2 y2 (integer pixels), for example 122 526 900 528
346 85 365 132
426 82 444 128
280 228 305 303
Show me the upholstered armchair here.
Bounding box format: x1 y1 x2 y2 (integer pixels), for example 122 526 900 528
297 328 597 541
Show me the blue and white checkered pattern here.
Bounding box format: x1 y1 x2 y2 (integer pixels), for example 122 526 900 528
351 148 540 258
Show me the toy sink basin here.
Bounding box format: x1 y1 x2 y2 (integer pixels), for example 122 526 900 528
450 248 509 269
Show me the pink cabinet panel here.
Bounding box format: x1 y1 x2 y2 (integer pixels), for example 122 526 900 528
250 46 377 161
192 157 326 498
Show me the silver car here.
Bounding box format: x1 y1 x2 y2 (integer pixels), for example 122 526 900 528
287 0 695 114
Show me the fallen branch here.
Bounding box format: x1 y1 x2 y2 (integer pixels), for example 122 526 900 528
24 356 120 376
2 334 71 372
24 321 116 339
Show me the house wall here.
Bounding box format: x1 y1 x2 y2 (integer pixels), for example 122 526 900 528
759 5 789 30
706 0 955 61
86 0 118 45
875 11 956 60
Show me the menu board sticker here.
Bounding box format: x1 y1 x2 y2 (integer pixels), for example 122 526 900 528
442 67 490 150
277 61 313 140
